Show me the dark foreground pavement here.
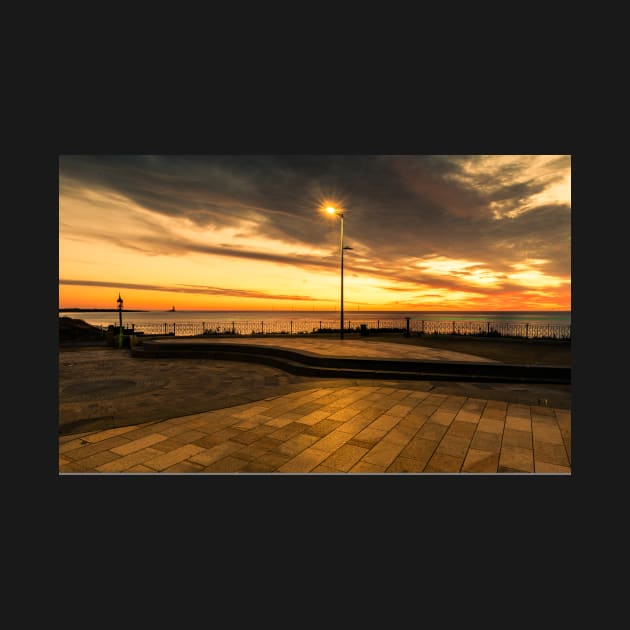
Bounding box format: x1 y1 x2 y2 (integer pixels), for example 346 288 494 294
59 339 571 474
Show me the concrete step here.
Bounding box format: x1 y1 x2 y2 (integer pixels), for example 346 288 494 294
131 340 570 385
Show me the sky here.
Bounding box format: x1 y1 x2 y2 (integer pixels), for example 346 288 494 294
59 155 571 312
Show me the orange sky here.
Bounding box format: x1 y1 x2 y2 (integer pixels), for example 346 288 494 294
59 155 571 311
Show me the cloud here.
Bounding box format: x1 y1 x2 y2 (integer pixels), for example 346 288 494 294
59 154 571 304
59 278 328 302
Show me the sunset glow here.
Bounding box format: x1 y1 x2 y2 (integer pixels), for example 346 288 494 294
59 155 571 312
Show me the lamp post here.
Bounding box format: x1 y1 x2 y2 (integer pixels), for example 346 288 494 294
326 207 353 339
116 292 123 348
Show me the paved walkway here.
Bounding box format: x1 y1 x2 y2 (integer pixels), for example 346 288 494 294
143 337 501 362
59 339 571 474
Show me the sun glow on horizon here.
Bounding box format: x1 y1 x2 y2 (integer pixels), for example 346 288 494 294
59 156 571 312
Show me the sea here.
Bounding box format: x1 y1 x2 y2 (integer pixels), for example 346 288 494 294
60 309 571 336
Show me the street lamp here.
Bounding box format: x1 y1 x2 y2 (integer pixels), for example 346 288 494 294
116 292 124 348
326 206 353 339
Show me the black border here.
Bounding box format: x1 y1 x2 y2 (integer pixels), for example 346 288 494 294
45 90 581 544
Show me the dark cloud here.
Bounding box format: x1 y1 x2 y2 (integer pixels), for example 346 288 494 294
60 155 571 294
59 278 327 302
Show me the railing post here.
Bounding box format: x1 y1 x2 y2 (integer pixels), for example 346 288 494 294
405 317 410 337
290 320 293 335
164 322 167 335
525 323 529 339
173 323 176 336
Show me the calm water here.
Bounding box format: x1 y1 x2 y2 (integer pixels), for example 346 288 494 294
61 309 571 329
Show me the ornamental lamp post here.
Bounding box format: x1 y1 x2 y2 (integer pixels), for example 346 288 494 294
116 293 124 348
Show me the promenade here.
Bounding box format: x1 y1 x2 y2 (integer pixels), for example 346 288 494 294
59 337 571 474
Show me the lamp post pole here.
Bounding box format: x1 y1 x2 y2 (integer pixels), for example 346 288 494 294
340 212 344 340
326 206 352 340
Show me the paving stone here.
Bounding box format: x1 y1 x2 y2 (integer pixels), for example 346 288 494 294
505 416 532 432
534 461 571 473
502 428 533 450
480 404 506 421
231 442 276 462
188 441 242 467
532 425 564 445
277 447 331 472
203 456 250 473
386 456 425 473
163 461 206 473
369 413 403 432
499 445 534 472
385 424 420 446
111 433 169 456
446 421 477 440
269 422 310 441
126 464 154 473
477 418 505 434
470 431 502 453
461 399 486 413
231 425 276 446
349 461 386 473
275 433 320 456
150 436 187 452
321 444 368 472
191 434 226 449
143 444 207 471
461 448 499 473
362 440 406 468
425 452 463 473
240 459 279 473
61 435 132 461
251 451 292 469
336 414 379 437
249 435 285 452
398 414 429 432
326 407 363 422
533 441 570 467
454 409 483 423
304 418 345 438
296 410 333 426
429 410 457 426
66 449 120 470
310 464 341 473
60 460 98 473
435 434 471 459
416 422 448 441
506 404 531 419
96 446 165 472
400 435 439 466
351 427 387 447
311 429 353 454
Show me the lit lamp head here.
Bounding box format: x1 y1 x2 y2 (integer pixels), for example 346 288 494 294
325 206 343 218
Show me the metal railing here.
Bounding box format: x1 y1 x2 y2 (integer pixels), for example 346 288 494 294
103 318 571 340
